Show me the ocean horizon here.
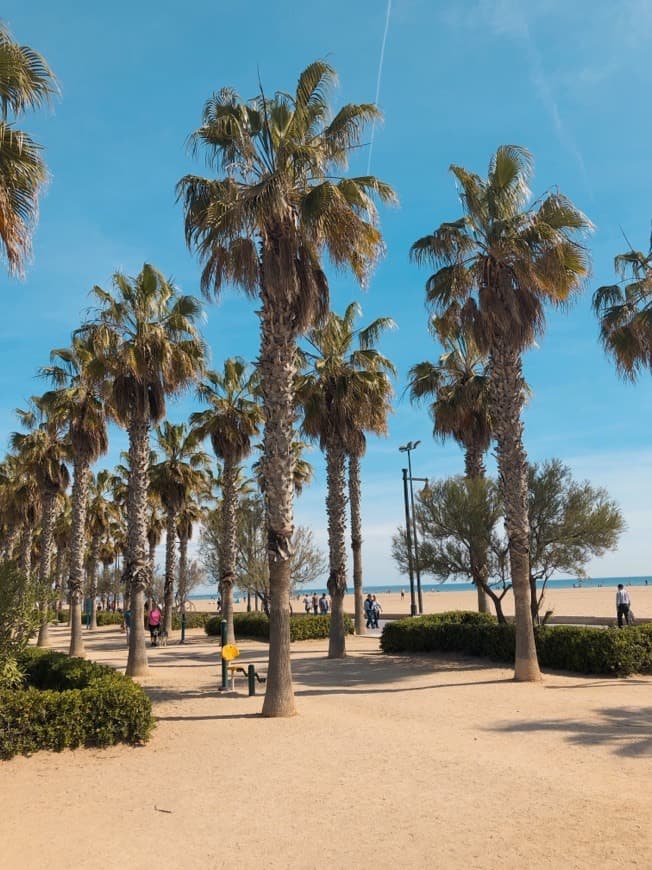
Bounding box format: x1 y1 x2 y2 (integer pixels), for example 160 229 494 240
190 574 652 599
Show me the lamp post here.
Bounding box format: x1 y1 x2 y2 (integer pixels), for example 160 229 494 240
401 468 417 616
400 441 424 615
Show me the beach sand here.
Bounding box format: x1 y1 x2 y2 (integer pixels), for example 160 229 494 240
195 583 652 621
1 611 651 869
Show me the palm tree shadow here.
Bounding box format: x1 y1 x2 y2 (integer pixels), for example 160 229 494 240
487 706 652 757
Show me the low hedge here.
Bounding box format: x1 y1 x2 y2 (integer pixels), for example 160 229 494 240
171 611 211 630
380 612 652 677
56 611 123 626
205 612 354 642
0 649 154 760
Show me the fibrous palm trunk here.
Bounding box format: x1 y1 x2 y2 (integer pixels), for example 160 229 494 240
19 524 33 580
87 533 100 631
326 438 348 658
3 526 20 562
178 530 189 610
490 343 541 681
464 444 489 614
163 508 178 635
259 283 297 718
36 492 57 647
54 544 66 615
125 414 151 677
69 455 90 656
220 461 238 645
348 454 365 635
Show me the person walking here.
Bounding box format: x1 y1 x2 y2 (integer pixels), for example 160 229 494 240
616 584 632 627
312 593 319 615
371 595 382 629
148 602 162 646
364 593 374 629
319 593 330 614
304 595 311 614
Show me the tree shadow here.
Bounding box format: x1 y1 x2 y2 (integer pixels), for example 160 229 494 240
487 706 652 757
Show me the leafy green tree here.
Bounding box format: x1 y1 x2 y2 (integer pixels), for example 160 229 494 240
40 336 109 656
0 23 57 275
411 145 591 681
78 264 206 676
408 328 492 611
593 232 652 378
528 459 624 621
191 359 262 643
392 476 510 621
150 422 211 634
178 61 394 715
0 563 40 688
299 302 394 650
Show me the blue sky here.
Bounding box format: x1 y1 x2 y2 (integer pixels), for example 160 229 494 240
4 0 652 586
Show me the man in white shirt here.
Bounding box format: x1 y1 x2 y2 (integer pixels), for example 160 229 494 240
616 584 632 627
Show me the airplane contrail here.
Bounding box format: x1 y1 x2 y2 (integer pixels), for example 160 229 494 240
366 0 392 175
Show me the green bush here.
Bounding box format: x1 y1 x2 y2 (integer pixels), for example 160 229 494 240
205 612 354 642
380 612 652 676
171 611 211 630
0 649 154 760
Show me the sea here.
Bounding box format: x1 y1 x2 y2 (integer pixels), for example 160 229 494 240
189 575 651 599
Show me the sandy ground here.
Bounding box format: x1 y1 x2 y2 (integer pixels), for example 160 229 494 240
1 619 651 870
196 584 652 620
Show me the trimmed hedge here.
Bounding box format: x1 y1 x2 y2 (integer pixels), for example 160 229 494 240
0 649 154 760
172 611 211 630
205 612 354 642
56 611 123 626
380 612 652 677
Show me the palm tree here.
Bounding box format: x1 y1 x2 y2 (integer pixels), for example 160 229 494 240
178 61 395 715
150 422 212 634
176 500 205 613
408 327 492 611
40 336 109 656
191 359 262 643
0 23 57 275
11 402 70 647
146 498 165 574
299 303 395 654
85 471 117 631
411 145 591 681
593 232 652 379
78 263 206 676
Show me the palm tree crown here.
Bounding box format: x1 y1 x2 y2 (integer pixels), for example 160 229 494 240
0 22 58 275
593 233 652 379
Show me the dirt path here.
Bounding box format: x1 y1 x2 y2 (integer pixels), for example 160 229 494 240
1 624 650 869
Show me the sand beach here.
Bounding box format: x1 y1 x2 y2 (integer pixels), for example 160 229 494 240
1 594 651 869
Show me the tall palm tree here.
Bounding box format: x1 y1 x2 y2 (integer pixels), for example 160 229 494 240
40 336 109 656
11 401 70 647
191 359 262 643
150 421 212 634
85 470 117 631
0 23 57 275
78 264 206 676
408 327 492 611
593 232 652 379
410 145 591 681
299 303 395 655
146 498 165 575
178 61 395 716
176 500 205 613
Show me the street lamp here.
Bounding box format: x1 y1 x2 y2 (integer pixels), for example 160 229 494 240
399 440 424 615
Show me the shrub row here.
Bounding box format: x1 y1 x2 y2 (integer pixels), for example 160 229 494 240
205 612 354 642
171 611 212 630
0 649 155 760
56 610 123 626
380 612 652 676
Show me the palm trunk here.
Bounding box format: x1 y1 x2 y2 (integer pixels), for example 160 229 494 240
177 531 189 613
87 533 100 631
163 508 178 635
348 454 365 635
464 444 490 614
19 524 33 579
259 284 297 717
69 455 90 656
220 461 238 645
326 439 348 658
125 415 151 677
491 344 540 681
3 526 20 562
54 544 66 615
36 492 57 647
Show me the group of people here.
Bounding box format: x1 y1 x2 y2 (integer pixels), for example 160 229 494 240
304 592 330 614
364 594 382 629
